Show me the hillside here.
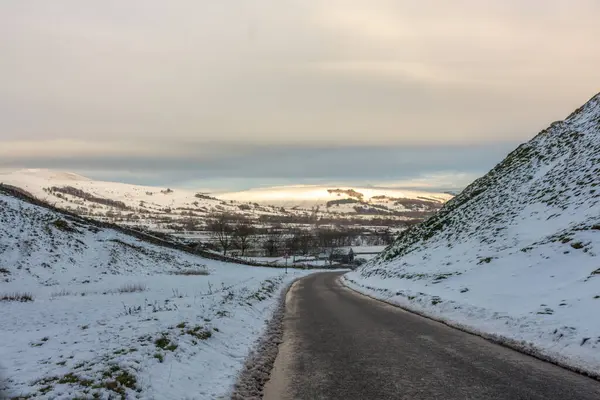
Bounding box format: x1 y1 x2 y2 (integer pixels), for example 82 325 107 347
219 185 451 213
0 187 318 399
0 170 452 234
344 92 600 376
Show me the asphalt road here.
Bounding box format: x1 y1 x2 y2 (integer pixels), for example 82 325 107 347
263 272 600 400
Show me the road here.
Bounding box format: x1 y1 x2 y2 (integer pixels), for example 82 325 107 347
263 272 600 400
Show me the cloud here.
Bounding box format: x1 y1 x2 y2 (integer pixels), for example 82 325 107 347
0 0 598 187
0 142 519 192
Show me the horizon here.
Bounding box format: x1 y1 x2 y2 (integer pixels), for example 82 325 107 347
1 140 523 193
0 166 470 195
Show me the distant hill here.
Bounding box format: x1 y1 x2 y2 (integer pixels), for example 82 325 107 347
0 170 453 232
219 185 452 213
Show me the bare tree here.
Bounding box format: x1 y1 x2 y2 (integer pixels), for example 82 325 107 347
207 213 234 255
233 218 256 256
297 230 315 256
262 225 286 257
317 227 345 265
182 217 199 232
285 229 302 260
371 228 394 245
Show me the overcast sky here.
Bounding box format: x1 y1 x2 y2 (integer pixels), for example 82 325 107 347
1 1 599 191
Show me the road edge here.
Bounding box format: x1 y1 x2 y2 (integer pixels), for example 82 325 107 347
340 274 600 382
230 276 302 399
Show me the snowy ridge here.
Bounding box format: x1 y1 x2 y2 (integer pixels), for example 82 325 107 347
345 92 600 375
0 189 319 399
219 185 452 210
0 170 452 232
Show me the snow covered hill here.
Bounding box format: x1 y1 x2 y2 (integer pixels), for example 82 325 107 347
220 185 452 213
0 168 242 221
344 92 600 376
0 170 452 235
0 187 318 399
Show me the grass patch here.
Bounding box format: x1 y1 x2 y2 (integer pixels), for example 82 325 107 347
51 289 73 297
101 368 138 398
113 348 137 355
52 219 74 232
431 297 442 306
39 385 53 395
165 343 178 351
114 370 137 389
155 335 177 351
153 353 164 363
172 268 209 276
30 337 48 347
537 307 554 315
244 278 280 303
477 257 494 265
570 242 585 249
185 325 212 340
432 273 456 283
1 292 34 302
57 373 93 387
154 336 170 349
117 283 146 293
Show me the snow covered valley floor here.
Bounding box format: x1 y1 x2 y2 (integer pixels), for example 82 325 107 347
0 191 319 399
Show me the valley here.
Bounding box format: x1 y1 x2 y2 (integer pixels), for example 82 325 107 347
0 170 452 265
3 93 600 398
3 2 600 398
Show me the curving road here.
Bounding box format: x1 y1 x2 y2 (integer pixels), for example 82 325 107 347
263 272 600 400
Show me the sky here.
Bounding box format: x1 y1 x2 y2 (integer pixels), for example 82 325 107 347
1 0 599 192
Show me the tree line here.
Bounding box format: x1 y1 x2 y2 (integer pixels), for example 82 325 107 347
205 213 394 258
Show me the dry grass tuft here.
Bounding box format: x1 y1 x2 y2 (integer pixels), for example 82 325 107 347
1 292 34 302
117 283 147 293
172 268 209 276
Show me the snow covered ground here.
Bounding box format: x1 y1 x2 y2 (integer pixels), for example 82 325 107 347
243 256 331 267
0 190 320 399
345 92 600 377
240 245 387 266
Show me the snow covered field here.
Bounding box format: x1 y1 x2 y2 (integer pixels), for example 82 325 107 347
240 245 388 266
345 93 600 377
244 256 329 267
0 191 319 399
